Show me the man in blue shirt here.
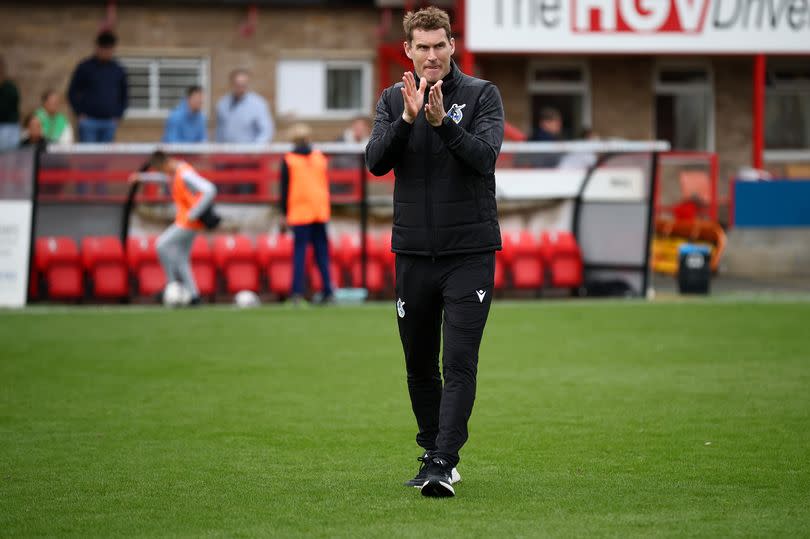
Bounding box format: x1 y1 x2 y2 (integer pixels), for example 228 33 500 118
163 86 207 143
215 69 273 143
68 31 128 143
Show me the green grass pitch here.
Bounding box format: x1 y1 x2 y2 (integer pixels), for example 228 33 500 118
1 300 809 537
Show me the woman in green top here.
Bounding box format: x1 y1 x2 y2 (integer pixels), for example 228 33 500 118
35 90 74 144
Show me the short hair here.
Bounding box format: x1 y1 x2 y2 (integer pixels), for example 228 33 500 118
40 89 57 104
148 150 169 169
186 85 202 96
403 6 452 43
287 123 312 145
540 107 561 122
96 31 117 48
230 68 250 81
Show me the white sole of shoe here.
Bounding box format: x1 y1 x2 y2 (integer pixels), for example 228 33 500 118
410 467 461 488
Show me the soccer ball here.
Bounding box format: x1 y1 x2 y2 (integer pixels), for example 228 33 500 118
234 290 261 308
163 281 191 308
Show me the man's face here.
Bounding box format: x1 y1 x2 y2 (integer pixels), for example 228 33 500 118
231 73 249 98
542 117 562 135
187 91 203 112
404 28 455 84
96 46 115 62
43 93 61 114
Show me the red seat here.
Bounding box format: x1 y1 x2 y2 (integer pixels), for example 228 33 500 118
213 235 258 294
34 236 83 300
377 232 396 289
258 233 294 296
541 231 583 289
494 256 505 290
496 231 518 290
191 236 217 297
308 260 343 292
81 236 129 299
126 236 165 297
346 233 385 294
332 233 386 294
335 233 359 275
511 231 543 290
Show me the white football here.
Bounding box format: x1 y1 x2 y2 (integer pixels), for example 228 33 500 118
234 290 261 309
163 281 191 307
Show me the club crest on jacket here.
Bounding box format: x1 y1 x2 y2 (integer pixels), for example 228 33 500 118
448 103 466 124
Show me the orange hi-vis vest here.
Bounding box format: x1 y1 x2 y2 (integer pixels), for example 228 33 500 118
172 162 205 230
284 150 331 226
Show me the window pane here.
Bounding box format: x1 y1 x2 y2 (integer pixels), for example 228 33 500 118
531 94 584 140
658 69 708 84
768 66 810 85
765 93 810 149
124 64 151 110
326 67 362 111
533 67 583 83
158 63 201 110
655 93 709 150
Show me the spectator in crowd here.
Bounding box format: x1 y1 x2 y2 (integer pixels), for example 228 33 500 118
36 90 74 144
19 112 46 152
333 116 372 168
341 116 372 145
68 31 128 143
280 123 334 305
527 107 563 167
163 85 207 143
558 126 600 169
531 107 563 141
0 55 21 150
215 69 273 143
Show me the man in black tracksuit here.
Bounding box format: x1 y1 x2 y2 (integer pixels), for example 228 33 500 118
365 6 504 498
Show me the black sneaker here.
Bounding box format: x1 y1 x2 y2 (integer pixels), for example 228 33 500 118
404 452 432 487
420 456 456 497
404 452 462 488
189 296 202 307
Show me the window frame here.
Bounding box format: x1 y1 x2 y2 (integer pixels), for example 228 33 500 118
653 61 715 152
119 55 211 120
764 59 810 152
276 58 372 120
526 59 592 128
323 60 372 118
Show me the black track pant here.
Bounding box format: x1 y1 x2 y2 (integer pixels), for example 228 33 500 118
395 252 495 468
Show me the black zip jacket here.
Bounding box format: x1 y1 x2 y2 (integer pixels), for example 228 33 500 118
366 61 504 256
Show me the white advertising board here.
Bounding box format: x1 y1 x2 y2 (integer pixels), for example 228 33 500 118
467 0 810 53
496 167 646 201
0 201 33 308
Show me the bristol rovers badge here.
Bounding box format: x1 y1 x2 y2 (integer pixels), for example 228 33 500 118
448 103 466 124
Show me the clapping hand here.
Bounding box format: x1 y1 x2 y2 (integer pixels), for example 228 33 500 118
401 72 427 124
424 80 446 127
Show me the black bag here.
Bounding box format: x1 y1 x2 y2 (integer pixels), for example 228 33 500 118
198 204 222 230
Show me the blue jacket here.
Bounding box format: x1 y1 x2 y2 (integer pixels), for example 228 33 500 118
215 92 273 143
163 101 207 143
68 57 128 119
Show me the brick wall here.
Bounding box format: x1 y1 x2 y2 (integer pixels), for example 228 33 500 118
591 56 656 141
0 3 378 143
1 2 756 191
